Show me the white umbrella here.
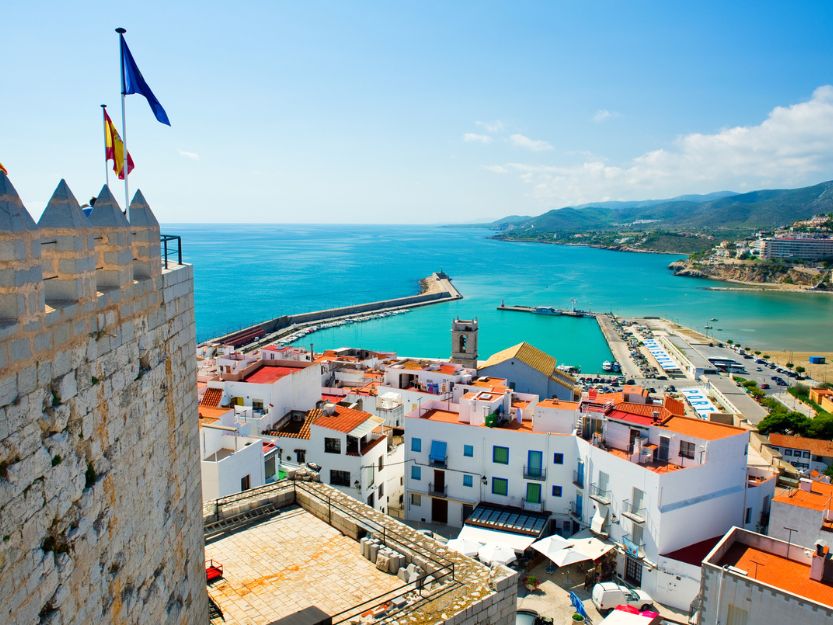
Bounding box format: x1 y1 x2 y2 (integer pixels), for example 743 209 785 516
530 535 573 560
447 537 482 557
548 546 590 567
478 542 516 565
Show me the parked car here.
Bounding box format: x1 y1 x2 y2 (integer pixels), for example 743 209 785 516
592 581 654 612
760 383 770 390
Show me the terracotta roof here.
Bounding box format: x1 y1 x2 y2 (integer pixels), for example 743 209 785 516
419 408 541 434
200 388 223 407
773 481 833 512
481 342 557 378
769 434 833 457
658 415 746 441
314 405 377 434
198 405 232 428
242 363 307 384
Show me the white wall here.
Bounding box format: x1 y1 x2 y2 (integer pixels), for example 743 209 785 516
200 429 265 501
769 500 825 549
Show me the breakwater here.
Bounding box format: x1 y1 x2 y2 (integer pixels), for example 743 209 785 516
203 272 462 350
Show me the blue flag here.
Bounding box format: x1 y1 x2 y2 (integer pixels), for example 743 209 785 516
119 34 171 126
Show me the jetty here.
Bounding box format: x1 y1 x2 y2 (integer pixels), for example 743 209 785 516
203 272 462 351
496 303 602 318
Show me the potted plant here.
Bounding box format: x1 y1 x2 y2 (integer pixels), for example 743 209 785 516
524 575 540 591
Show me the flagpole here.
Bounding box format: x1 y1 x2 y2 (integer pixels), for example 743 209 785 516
116 27 129 214
101 104 110 187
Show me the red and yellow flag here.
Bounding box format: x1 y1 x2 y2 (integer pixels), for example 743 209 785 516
0 162 7 175
103 109 134 180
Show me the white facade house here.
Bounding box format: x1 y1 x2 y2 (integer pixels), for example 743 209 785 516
478 342 577 400
200 414 268 501
698 527 833 625
768 478 833 550
403 387 776 611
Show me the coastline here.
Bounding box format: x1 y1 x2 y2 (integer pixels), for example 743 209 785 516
491 235 685 256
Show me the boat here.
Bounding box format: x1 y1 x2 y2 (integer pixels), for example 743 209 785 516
602 361 613 372
704 325 713 330
557 364 581 374
533 307 559 315
612 362 621 372
710 317 718 321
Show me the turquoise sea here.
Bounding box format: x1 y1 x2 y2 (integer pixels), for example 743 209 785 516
172 224 833 373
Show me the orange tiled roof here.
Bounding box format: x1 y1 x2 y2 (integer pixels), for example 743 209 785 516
198 405 232 428
314 405 376 434
769 434 833 458
200 388 223 407
658 415 746 441
773 481 833 512
268 410 319 440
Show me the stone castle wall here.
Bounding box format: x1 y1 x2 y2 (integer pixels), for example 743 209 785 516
0 174 207 625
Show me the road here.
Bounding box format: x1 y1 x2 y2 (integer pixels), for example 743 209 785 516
772 392 815 417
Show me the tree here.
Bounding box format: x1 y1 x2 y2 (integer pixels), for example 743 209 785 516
786 362 794 369
754 351 761 355
727 339 734 345
758 410 811 436
806 413 833 440
796 366 806 374
763 354 771 360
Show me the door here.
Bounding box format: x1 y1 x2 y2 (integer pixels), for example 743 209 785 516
629 429 640 453
527 450 543 477
625 556 643 585
240 474 251 491
658 436 670 461
462 504 474 523
575 493 583 518
526 482 542 504
431 497 448 524
433 469 445 495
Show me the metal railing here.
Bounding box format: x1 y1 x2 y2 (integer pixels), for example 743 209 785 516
622 499 646 523
589 483 611 504
428 456 447 468
428 482 447 496
160 233 182 269
522 499 544 512
523 465 546 481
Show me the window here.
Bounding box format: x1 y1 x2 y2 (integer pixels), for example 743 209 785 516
492 477 508 496
411 465 422 480
378 483 384 497
410 493 422 506
240 474 251 491
295 449 306 464
802 451 810 458
744 507 751 524
324 437 341 454
680 440 696 460
553 452 564 464
411 437 422 452
464 444 474 457
493 446 509 464
526 482 542 504
378 456 384 471
552 485 563 497
330 470 350 486
463 474 473 488
783 449 793 456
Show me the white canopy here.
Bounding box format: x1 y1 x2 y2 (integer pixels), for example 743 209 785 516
446 537 482 557
457 525 538 553
531 535 591 567
347 415 384 438
569 529 616 560
478 542 516 565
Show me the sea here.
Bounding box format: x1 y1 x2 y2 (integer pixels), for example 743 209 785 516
170 224 833 374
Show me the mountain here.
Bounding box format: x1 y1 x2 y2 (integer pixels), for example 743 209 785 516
495 180 833 235
571 190 738 210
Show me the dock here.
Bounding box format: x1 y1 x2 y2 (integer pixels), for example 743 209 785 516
203 272 462 351
496 303 601 318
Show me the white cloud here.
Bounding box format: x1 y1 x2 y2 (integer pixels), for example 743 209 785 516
463 132 493 144
509 133 553 152
486 86 833 206
592 109 620 123
178 149 200 160
476 120 504 133
481 164 508 174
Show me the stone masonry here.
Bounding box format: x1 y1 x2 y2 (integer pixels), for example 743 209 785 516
0 173 207 625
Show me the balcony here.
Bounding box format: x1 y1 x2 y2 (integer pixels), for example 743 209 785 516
572 470 585 489
589 483 611 505
428 482 447 496
622 499 646 524
569 502 583 519
523 465 547 481
428 456 447 468
623 534 645 559
522 499 544 512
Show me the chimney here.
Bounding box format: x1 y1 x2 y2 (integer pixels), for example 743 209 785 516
323 403 336 416
652 410 660 423
810 541 828 582
799 478 813 492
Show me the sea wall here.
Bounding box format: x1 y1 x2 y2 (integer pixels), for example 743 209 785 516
0 176 206 625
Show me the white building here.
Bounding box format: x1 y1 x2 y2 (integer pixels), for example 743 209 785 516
768 478 833 550
767 433 833 474
698 527 833 625
403 386 776 610
757 235 833 260
265 402 402 515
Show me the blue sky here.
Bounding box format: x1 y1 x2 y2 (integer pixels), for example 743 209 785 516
4 1 833 223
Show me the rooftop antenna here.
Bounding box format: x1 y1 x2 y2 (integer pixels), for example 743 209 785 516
784 526 798 555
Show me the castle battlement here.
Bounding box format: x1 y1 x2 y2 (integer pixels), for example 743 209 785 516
0 172 206 625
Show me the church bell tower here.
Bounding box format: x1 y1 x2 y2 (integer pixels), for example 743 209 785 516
451 318 478 369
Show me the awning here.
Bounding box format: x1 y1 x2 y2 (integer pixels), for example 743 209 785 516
591 505 609 536
569 529 615 560
457 525 538 553
429 440 448 464
347 415 384 439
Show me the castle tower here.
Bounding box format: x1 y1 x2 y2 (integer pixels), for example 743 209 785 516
451 317 478 368
0 173 207 625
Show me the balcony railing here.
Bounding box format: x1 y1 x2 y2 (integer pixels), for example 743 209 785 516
428 456 447 468
522 499 544 512
589 483 611 505
428 482 447 496
572 470 585 489
523 465 546 481
622 499 646 523
623 534 645 559
570 502 583 519
160 234 183 269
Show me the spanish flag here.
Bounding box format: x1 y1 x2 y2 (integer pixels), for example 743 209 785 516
103 108 134 180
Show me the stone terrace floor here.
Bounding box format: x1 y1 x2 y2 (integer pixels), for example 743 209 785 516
206 505 404 624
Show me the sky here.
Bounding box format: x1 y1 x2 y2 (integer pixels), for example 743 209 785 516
4 1 833 224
